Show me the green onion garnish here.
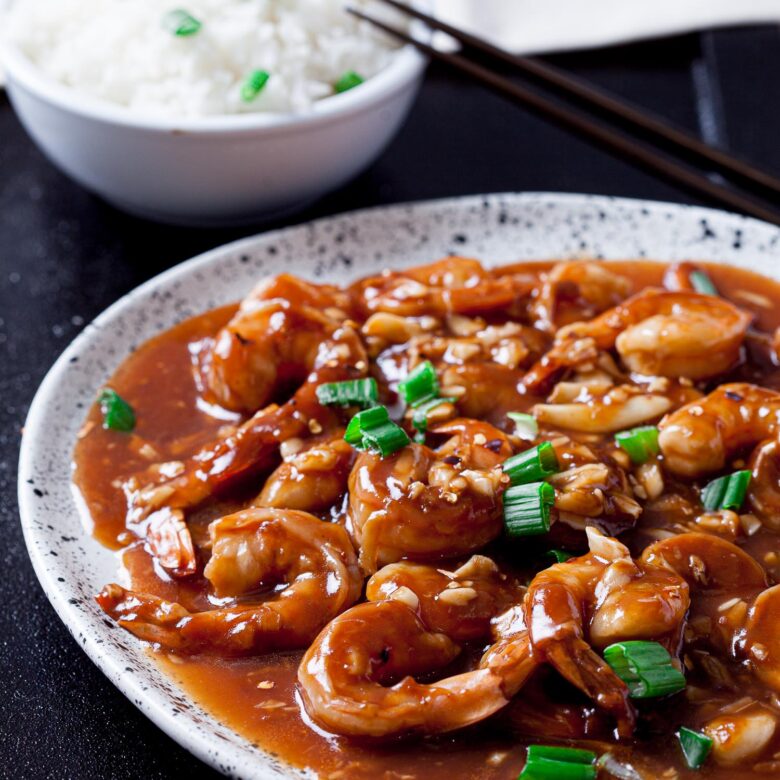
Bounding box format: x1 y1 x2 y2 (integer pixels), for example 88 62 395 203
603 641 685 699
398 360 439 406
547 549 574 563
690 269 718 296
316 378 378 409
614 425 659 464
502 442 559 485
334 70 364 94
508 411 538 441
241 70 270 102
701 469 751 511
503 482 555 537
411 396 456 442
677 727 713 770
98 389 136 432
163 9 202 36
519 745 597 780
344 405 410 457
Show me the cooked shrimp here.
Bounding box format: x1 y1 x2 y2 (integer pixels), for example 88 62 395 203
662 261 707 292
743 585 780 691
298 600 517 738
640 533 780 693
350 257 536 317
566 289 751 379
658 383 780 476
124 363 352 525
347 419 511 572
530 261 632 333
525 528 690 737
197 274 364 414
366 555 525 643
142 507 197 577
639 532 768 644
524 289 752 392
97 509 361 655
298 566 536 739
747 438 780 531
252 433 355 513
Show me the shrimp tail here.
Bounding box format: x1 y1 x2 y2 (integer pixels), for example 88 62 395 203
545 638 636 739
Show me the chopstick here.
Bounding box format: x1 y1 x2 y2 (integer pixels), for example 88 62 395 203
371 0 780 205
347 5 780 228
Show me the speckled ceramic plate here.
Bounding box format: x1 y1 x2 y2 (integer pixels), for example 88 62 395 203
18 193 780 779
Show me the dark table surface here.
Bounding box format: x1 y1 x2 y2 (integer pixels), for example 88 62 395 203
3 25 780 779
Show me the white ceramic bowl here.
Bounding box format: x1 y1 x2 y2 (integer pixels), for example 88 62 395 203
1 37 426 225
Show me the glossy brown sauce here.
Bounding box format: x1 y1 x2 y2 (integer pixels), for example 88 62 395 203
73 260 780 779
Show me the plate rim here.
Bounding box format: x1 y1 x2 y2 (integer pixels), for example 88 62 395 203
17 191 780 778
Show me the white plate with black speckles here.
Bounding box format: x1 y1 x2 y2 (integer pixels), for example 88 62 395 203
18 192 780 779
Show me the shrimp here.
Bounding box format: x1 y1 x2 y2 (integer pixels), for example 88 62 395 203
639 533 780 691
746 438 780 531
525 528 690 737
530 261 632 333
640 533 780 695
346 419 511 572
142 507 198 577
96 509 361 655
350 257 536 318
366 555 525 643
124 362 353 526
662 261 706 292
298 560 535 738
658 383 780 477
197 274 364 414
523 289 752 392
252 433 355 513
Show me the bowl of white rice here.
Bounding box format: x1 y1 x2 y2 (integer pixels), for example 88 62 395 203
1 0 427 225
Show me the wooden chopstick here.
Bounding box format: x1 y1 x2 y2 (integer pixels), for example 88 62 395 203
373 0 780 204
347 6 780 228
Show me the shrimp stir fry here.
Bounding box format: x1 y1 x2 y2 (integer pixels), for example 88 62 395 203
83 258 780 775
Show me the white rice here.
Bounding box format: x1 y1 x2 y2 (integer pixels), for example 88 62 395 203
5 0 403 116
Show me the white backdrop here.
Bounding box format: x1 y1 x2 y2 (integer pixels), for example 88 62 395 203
437 0 780 53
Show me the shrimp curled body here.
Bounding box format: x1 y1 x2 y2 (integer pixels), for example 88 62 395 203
658 383 780 477
347 419 511 572
199 274 361 414
525 528 690 737
96 509 361 655
298 557 533 738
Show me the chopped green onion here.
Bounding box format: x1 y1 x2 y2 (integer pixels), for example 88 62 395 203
615 425 659 464
701 469 751 511
344 405 388 445
603 641 685 699
334 70 364 94
503 442 559 485
98 389 136 432
344 405 410 457
316 378 378 409
163 9 202 36
519 745 597 780
547 549 574 563
508 412 538 441
411 396 456 442
690 269 718 296
677 727 713 770
241 69 270 102
398 361 439 406
503 482 555 537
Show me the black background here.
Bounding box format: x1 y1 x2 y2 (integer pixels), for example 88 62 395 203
2 26 780 779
